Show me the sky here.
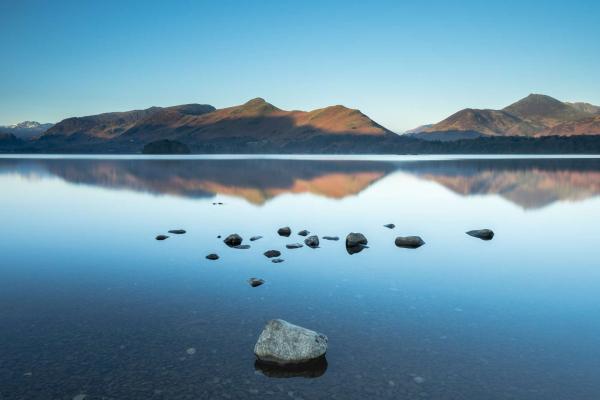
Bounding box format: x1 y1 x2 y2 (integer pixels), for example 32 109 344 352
1 0 599 132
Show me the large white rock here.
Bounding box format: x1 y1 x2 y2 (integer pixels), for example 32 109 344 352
254 319 328 365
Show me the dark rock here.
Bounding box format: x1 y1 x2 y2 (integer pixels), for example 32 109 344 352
323 236 339 241
467 229 494 240
384 224 395 229
168 229 186 234
234 244 251 249
345 232 368 254
248 278 265 287
250 235 263 241
217 235 222 238
206 253 219 260
223 234 243 247
155 235 169 241
264 250 281 258
304 235 319 248
286 243 304 249
277 227 291 237
271 258 285 263
298 230 310 236
254 319 328 366
395 236 425 248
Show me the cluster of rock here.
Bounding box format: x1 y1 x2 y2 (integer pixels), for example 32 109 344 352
155 222 495 368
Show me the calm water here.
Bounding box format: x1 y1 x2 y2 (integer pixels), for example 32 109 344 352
1 156 599 400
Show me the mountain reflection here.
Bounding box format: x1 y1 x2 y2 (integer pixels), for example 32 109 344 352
0 157 598 209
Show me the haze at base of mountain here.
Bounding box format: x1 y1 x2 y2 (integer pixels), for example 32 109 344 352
412 94 600 141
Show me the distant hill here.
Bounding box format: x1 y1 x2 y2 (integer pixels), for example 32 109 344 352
411 94 600 140
0 121 54 140
27 98 395 153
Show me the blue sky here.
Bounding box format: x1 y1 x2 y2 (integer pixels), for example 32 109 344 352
1 0 599 132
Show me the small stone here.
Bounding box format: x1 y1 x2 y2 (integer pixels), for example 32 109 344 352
234 244 251 249
384 223 395 229
250 236 263 241
206 253 219 260
286 243 303 249
304 235 319 248
248 278 265 287
186 347 196 355
264 250 281 258
254 319 328 365
323 236 339 241
271 258 284 263
224 234 243 247
298 230 310 236
395 236 425 248
168 229 186 234
466 229 494 240
217 235 222 238
155 235 169 241
277 227 291 237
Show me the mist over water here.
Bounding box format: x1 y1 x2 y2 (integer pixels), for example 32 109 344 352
1 156 599 399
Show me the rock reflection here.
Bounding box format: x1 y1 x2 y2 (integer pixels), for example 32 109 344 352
254 357 328 379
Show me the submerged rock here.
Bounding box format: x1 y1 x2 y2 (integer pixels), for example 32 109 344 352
467 229 494 240
384 223 395 229
223 234 243 247
271 258 285 263
395 236 425 248
234 244 251 249
250 235 263 241
304 235 319 248
286 243 304 249
155 235 169 241
345 232 368 254
168 229 186 234
206 253 219 260
323 236 339 241
254 358 328 378
264 250 282 258
277 227 291 237
298 230 310 237
248 278 265 287
254 319 328 366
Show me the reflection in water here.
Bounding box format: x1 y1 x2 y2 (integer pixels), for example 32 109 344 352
0 157 599 209
254 357 328 379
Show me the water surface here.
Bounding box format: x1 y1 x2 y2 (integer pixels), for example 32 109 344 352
1 156 599 399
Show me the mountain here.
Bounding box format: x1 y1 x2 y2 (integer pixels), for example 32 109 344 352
0 121 54 139
411 94 600 140
32 98 395 153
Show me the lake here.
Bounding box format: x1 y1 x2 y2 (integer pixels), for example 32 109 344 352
1 155 599 400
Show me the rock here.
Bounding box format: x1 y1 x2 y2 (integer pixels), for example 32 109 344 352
234 244 251 249
345 232 368 254
264 250 281 258
395 236 425 248
286 243 303 249
304 235 319 248
217 235 221 238
277 227 291 237
298 230 310 236
384 223 395 229
223 233 243 247
271 258 284 263
206 253 219 260
254 319 328 366
168 229 186 234
250 235 263 241
467 229 494 240
155 235 169 241
248 278 265 287
323 236 339 241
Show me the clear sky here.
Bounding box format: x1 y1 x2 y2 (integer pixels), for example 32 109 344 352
1 0 599 132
